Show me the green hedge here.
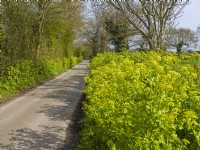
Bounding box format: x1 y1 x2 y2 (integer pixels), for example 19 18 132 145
0 56 83 101
79 51 200 150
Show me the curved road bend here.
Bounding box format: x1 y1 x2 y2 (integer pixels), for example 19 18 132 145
0 60 89 150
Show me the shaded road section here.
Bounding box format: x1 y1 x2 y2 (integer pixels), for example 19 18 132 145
0 60 89 150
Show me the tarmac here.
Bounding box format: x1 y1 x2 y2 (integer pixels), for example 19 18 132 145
0 60 89 150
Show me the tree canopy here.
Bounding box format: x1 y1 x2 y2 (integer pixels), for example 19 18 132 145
1 1 85 81
1 1 84 70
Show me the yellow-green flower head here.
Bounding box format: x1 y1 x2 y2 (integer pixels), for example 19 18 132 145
165 85 173 91
181 66 188 70
163 56 173 64
157 66 164 73
190 73 197 79
184 111 197 119
168 71 180 78
108 100 115 108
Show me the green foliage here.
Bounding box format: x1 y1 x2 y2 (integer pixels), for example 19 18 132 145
79 51 200 149
2 1 37 62
74 46 84 57
105 15 129 52
1 1 83 69
1 1 84 101
0 57 83 101
70 56 83 68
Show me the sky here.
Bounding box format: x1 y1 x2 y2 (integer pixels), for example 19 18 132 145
84 1 200 31
177 0 200 31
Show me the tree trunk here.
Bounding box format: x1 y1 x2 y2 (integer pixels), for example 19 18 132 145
36 1 49 61
36 20 43 60
176 44 183 54
148 39 156 50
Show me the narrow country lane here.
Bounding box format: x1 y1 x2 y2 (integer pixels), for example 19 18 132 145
0 60 89 150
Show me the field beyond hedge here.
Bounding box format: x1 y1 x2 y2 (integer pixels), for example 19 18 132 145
79 51 200 149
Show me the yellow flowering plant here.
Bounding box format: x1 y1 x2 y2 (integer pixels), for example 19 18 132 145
79 51 200 150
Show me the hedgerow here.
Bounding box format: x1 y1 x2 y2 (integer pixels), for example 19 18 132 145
79 51 200 150
0 56 83 101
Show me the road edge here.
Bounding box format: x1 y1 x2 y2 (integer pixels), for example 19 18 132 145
61 93 86 150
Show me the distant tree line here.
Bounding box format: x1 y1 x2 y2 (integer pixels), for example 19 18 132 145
83 1 199 54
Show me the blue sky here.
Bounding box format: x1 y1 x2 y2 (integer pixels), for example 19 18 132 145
177 0 200 31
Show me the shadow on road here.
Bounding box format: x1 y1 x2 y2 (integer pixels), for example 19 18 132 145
0 60 89 150
37 90 80 122
0 125 65 150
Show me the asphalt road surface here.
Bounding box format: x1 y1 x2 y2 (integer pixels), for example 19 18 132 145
0 60 89 150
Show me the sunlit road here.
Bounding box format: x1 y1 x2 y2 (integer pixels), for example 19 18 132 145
0 60 89 150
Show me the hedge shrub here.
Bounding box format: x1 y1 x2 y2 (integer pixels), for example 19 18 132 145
79 51 200 150
0 57 83 101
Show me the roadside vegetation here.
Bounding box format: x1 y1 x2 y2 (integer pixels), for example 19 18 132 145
0 1 84 102
79 51 200 149
0 57 82 101
78 1 200 149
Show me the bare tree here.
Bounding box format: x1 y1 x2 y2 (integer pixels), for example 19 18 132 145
83 2 111 56
166 28 198 53
84 18 109 56
84 2 135 53
196 25 200 50
196 25 200 39
107 0 189 50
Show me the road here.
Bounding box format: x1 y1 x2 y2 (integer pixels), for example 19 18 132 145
0 60 89 150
